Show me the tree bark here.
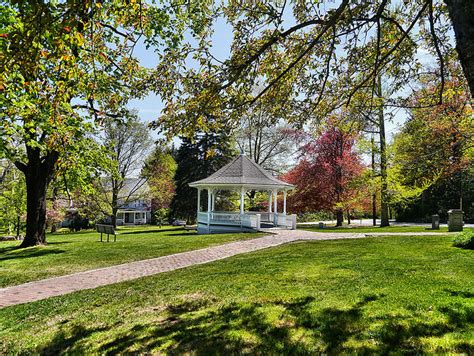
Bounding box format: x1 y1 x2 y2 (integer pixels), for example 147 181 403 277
377 77 390 227
371 136 377 226
16 149 58 248
336 209 343 227
111 210 117 228
22 169 49 247
111 186 119 228
347 210 351 225
445 0 474 96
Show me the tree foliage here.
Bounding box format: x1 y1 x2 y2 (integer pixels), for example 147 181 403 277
392 78 473 221
170 131 236 221
0 0 211 246
88 116 152 226
142 145 177 217
154 0 473 138
0 161 25 237
283 120 365 226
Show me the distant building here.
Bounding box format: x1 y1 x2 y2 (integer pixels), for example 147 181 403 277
116 198 151 225
112 178 152 225
60 177 153 227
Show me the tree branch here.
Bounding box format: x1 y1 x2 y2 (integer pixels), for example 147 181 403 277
428 0 445 104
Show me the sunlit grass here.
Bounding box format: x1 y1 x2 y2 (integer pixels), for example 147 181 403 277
299 224 473 234
0 225 262 287
1 234 472 353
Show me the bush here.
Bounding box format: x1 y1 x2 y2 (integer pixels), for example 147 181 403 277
298 211 334 222
452 231 474 250
152 208 169 226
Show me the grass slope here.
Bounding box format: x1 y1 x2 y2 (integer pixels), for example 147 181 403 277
0 226 261 287
1 234 472 353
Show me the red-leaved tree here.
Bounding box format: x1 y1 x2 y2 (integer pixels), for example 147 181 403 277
282 125 365 226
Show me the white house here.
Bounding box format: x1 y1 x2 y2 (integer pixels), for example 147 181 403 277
115 178 152 225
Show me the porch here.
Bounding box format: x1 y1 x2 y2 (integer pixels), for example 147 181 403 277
116 211 148 225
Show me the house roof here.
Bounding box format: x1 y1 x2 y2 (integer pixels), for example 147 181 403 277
189 154 294 190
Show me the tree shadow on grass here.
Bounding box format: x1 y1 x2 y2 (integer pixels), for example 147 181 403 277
37 324 107 355
0 248 65 261
39 293 474 354
444 289 474 299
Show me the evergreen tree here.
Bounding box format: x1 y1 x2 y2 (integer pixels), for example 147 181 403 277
170 132 236 222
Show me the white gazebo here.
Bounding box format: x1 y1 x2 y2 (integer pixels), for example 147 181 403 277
189 154 296 234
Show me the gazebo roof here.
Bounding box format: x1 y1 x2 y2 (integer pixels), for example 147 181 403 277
189 154 294 190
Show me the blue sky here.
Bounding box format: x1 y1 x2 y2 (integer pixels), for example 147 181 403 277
127 6 444 144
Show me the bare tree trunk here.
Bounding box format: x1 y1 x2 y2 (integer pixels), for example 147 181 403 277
371 136 377 226
111 212 117 228
377 77 390 227
336 209 343 227
445 0 474 96
111 184 119 228
347 210 351 225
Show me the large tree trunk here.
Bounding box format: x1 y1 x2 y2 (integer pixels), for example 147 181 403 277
377 77 390 227
22 173 48 247
16 149 58 248
445 0 474 96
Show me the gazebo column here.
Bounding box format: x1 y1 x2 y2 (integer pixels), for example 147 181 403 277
211 190 216 212
273 190 278 224
283 190 287 215
268 191 272 213
197 188 201 213
240 188 245 215
273 190 278 214
207 189 213 212
207 188 212 232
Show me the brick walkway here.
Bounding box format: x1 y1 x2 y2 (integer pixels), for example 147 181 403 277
0 229 451 309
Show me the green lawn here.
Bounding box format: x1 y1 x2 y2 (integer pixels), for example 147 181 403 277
299 224 473 234
0 225 262 287
1 234 472 353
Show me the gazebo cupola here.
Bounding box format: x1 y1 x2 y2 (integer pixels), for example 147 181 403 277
189 154 296 234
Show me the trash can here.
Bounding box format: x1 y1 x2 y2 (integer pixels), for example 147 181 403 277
447 209 463 232
318 222 325 229
431 214 440 230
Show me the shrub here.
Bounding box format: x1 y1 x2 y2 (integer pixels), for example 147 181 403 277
452 231 474 250
298 211 335 222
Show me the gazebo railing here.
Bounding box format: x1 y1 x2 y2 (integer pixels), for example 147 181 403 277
274 213 297 229
197 211 296 232
197 212 261 229
241 214 261 229
245 211 273 222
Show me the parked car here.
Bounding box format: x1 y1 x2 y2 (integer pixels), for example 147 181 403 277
172 219 186 226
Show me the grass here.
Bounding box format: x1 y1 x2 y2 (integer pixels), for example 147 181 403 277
0 225 262 287
0 234 472 353
299 224 474 234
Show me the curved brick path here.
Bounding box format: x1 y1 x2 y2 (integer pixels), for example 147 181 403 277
0 229 451 309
